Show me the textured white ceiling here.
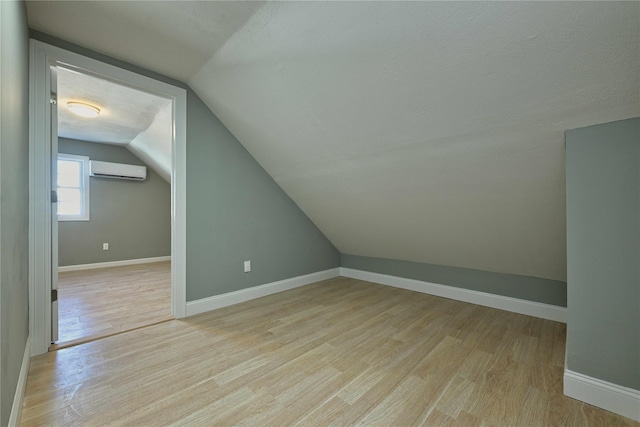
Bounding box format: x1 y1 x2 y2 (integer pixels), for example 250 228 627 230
27 0 263 81
57 67 170 145
128 102 173 183
28 1 640 281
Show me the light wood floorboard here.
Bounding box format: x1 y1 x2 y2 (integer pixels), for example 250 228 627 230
55 261 172 347
21 277 638 426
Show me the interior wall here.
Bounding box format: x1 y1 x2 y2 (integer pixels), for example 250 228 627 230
0 1 30 424
185 92 340 300
58 138 171 266
31 32 340 302
342 254 567 306
565 117 639 390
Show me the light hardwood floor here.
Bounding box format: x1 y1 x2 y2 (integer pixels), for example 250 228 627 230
22 277 637 426
55 261 172 347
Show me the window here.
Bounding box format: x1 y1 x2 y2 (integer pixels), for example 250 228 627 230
57 153 90 221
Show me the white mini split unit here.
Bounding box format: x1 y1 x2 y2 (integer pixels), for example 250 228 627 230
89 160 147 181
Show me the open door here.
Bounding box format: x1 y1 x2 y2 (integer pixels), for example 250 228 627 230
50 65 59 343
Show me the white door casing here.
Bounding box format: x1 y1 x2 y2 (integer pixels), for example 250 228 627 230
50 65 59 343
29 40 187 356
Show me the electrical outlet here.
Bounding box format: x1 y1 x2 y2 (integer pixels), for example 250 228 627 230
102 243 109 251
244 260 251 273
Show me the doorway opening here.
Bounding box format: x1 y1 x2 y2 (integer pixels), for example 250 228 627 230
29 40 187 356
52 66 174 348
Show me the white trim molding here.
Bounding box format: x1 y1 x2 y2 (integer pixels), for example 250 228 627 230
8 337 31 427
58 256 171 273
29 39 187 355
564 369 640 422
186 268 340 317
339 268 567 323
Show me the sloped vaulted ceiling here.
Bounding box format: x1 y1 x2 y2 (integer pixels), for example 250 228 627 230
27 1 640 282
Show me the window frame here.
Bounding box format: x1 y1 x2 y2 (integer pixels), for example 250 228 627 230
57 153 90 221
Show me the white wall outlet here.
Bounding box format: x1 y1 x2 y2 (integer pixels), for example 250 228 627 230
244 260 251 273
102 243 109 251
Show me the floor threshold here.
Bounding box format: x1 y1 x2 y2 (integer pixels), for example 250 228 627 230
49 317 174 351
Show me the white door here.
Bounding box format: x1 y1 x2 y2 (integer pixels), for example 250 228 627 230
50 65 59 343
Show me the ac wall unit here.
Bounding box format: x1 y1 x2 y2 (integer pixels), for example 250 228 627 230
89 160 147 181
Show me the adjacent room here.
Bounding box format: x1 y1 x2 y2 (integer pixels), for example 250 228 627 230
1 1 638 426
52 67 175 347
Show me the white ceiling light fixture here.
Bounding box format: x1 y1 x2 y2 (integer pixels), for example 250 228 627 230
67 101 101 118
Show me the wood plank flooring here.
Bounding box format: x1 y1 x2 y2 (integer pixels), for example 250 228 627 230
55 261 172 347
21 277 638 426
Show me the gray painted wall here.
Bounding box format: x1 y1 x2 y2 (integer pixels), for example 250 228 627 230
0 1 30 425
342 254 567 306
31 32 340 302
185 92 340 300
565 118 639 390
58 138 171 266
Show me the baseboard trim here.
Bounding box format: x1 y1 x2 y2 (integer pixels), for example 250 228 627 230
564 369 640 421
339 267 566 323
58 256 171 272
186 268 341 317
8 336 31 427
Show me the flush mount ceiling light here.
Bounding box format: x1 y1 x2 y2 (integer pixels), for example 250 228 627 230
66 101 101 118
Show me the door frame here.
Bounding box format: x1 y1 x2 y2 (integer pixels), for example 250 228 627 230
29 40 187 356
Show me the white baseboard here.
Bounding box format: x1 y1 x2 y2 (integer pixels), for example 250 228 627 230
58 256 171 272
339 267 567 323
185 266 565 322
8 336 31 427
186 268 341 317
564 369 640 421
